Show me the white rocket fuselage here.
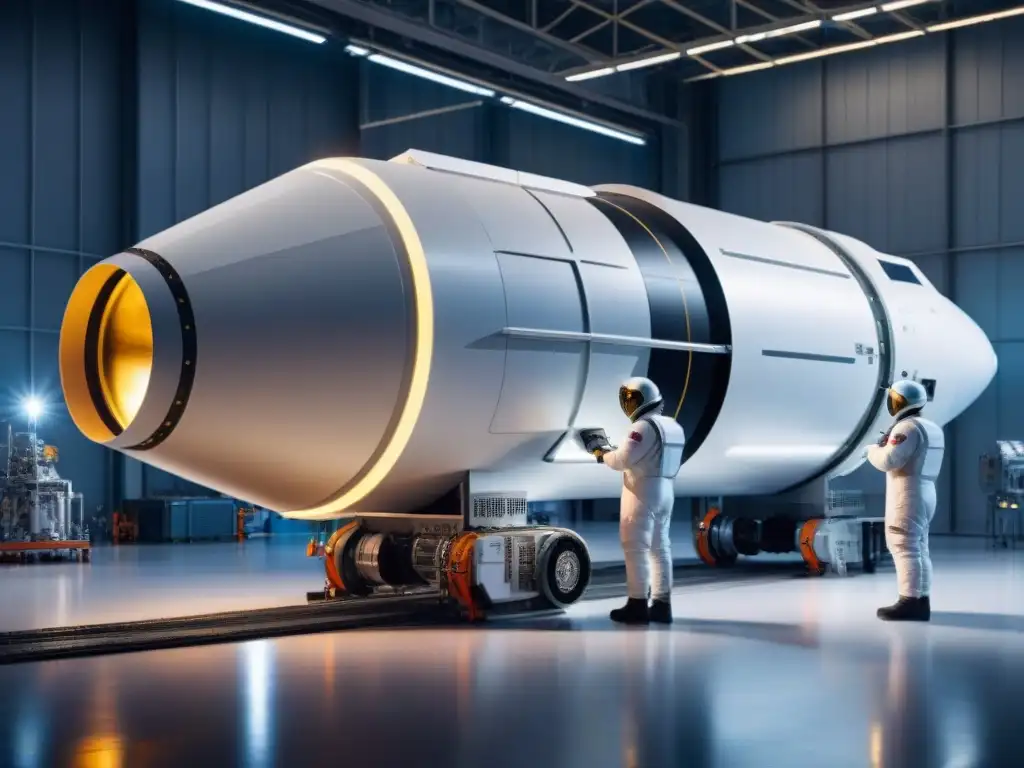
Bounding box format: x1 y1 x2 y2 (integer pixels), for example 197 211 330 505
59 151 997 520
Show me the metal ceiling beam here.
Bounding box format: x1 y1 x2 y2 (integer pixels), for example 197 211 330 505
570 0 685 52
542 5 577 32
568 0 657 48
782 0 873 40
306 0 682 126
734 0 817 48
656 0 772 62
455 0 606 62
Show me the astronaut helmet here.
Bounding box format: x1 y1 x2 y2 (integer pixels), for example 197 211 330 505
887 379 928 419
619 376 664 422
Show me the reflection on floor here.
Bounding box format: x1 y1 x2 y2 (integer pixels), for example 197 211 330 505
0 543 1021 768
0 521 723 632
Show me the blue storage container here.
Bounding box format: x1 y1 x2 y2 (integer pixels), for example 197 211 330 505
128 497 239 542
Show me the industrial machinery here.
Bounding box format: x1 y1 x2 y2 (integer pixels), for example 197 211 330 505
306 488 591 619
979 441 1024 548
0 423 90 561
57 150 997 611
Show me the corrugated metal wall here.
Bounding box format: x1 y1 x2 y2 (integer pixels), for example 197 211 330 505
0 0 666 515
358 62 658 188
133 0 358 496
0 0 127 517
714 20 1024 535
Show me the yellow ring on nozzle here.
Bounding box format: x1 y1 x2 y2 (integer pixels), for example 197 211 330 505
60 264 154 441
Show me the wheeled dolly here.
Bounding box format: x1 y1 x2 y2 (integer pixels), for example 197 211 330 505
310 513 593 620
695 506 887 576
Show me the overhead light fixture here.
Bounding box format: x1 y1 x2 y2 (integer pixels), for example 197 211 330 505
735 19 822 43
775 39 875 65
22 396 44 422
564 51 682 82
686 40 736 56
176 0 327 44
880 0 933 11
873 29 926 43
616 51 682 72
499 97 646 146
765 19 823 38
565 66 615 82
351 49 496 97
712 26 927 77
927 5 1024 31
721 61 775 76
833 7 879 22
689 0 1024 81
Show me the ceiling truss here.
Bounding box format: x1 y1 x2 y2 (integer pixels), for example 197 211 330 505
341 0 974 79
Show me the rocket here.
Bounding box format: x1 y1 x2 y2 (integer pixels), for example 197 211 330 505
59 150 997 523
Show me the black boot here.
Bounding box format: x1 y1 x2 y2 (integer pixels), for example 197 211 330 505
610 598 650 625
649 599 673 625
877 596 931 622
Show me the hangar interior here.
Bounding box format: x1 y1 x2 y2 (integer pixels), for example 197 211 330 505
4 0 1020 537
1 0 1023 765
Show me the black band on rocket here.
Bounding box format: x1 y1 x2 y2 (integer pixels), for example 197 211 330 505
122 247 197 451
589 193 732 462
84 271 132 437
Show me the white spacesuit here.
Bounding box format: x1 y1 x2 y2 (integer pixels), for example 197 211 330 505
589 377 685 625
866 379 945 622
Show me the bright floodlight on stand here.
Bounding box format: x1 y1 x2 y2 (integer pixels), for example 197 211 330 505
23 396 44 427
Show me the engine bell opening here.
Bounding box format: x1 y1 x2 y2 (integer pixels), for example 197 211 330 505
60 264 154 442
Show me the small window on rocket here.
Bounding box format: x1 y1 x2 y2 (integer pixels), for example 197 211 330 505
877 259 921 285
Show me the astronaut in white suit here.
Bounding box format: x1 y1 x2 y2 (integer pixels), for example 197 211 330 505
589 377 686 625
866 379 945 622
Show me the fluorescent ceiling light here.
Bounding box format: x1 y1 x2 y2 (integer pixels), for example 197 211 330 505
765 19 822 38
344 44 369 56
833 7 879 21
176 0 326 43
687 40 735 56
775 39 875 65
565 67 615 82
873 30 926 43
880 0 932 10
927 5 1024 31
366 53 496 97
734 31 767 44
563 51 682 81
695 0 1024 80
500 97 646 146
616 51 682 71
721 61 775 76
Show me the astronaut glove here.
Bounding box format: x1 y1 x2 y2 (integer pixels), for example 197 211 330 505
579 428 611 455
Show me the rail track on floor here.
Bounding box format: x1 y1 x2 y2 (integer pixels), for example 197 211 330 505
0 560 819 664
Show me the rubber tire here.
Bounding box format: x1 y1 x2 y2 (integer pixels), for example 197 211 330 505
537 534 591 608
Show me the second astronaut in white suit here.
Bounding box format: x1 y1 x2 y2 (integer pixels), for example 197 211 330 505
866 379 945 622
592 377 686 625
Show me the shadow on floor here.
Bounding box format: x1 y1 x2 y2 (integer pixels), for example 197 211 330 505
930 612 1024 633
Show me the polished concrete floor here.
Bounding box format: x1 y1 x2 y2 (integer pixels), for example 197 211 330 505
1 520 779 631
0 537 1021 768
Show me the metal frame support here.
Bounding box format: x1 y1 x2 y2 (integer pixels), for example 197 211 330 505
112 0 142 518
943 30 959 533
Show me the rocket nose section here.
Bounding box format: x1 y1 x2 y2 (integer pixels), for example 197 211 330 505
948 306 998 418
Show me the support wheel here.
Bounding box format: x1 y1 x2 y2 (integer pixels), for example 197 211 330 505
695 508 737 567
536 534 591 608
